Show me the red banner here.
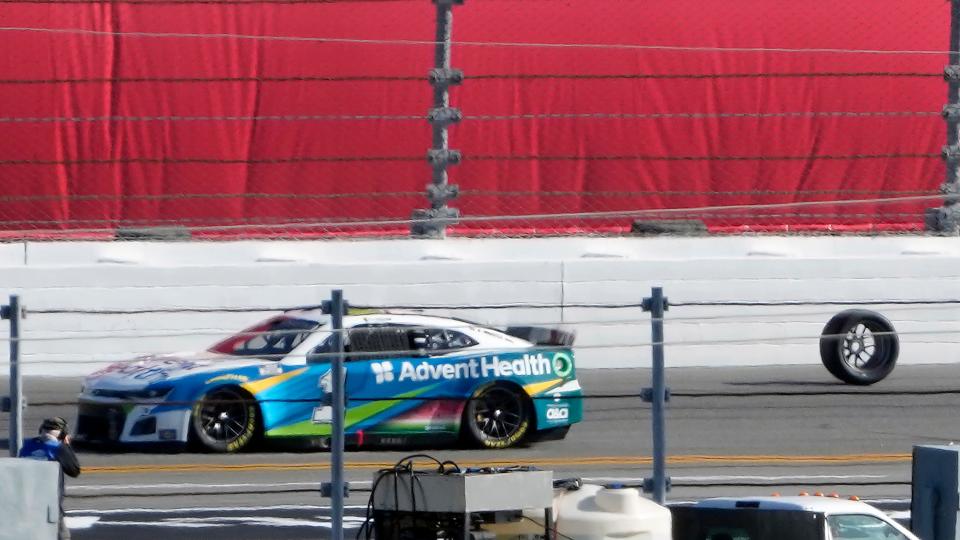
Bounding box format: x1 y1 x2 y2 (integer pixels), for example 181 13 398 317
0 0 946 237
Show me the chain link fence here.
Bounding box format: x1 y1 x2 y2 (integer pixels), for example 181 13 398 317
0 0 952 239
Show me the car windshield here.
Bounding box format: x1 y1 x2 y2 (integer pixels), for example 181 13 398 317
826 514 912 540
209 317 320 359
671 507 825 540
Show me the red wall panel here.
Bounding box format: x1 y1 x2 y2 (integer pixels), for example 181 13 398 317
0 0 947 237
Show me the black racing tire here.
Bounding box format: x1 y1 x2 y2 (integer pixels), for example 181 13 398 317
191 386 259 453
820 309 899 385
463 383 532 449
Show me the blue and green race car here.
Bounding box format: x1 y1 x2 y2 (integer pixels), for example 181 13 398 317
75 310 583 452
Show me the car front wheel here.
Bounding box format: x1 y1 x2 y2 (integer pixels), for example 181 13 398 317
191 387 259 452
463 384 532 449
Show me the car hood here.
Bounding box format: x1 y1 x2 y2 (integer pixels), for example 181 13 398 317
84 352 263 390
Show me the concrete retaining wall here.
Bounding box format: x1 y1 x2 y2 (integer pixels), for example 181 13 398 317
0 236 957 376
0 458 61 540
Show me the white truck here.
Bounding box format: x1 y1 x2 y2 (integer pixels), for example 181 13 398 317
671 495 918 540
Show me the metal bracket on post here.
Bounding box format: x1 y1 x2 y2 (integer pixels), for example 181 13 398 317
428 67 464 88
640 388 671 403
642 477 672 495
411 207 461 237
641 287 670 504
427 107 463 128
320 482 351 499
426 148 463 168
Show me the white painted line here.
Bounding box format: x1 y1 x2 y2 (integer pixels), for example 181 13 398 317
582 474 892 482
96 521 228 528
68 481 321 492
669 498 911 506
66 504 368 515
68 480 376 492
91 517 366 529
64 516 100 530
177 516 366 528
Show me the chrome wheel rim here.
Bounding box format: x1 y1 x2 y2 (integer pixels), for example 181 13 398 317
198 388 249 444
841 323 878 371
473 388 523 441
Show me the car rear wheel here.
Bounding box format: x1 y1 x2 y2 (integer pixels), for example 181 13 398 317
820 309 899 385
191 387 259 452
463 384 531 449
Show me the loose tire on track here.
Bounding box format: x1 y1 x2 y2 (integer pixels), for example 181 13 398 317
191 387 259 453
819 309 899 385
463 383 532 449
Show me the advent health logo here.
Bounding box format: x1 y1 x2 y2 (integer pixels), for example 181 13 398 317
371 361 395 384
369 354 556 384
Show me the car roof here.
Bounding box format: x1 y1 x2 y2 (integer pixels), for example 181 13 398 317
283 309 496 331
694 496 889 516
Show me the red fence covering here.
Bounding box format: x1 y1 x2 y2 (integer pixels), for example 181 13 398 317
0 0 948 238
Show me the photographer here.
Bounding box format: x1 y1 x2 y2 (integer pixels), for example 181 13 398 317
19 417 82 540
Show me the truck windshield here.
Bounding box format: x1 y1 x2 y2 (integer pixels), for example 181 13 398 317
671 507 825 540
826 514 911 540
209 317 320 359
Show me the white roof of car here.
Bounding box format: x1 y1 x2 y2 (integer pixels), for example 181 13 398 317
695 496 889 516
282 309 532 344
285 309 474 327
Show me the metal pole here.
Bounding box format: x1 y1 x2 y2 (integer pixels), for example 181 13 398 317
642 287 669 504
329 289 346 540
947 0 960 189
432 0 453 196
927 0 960 232
412 0 462 238
8 295 22 457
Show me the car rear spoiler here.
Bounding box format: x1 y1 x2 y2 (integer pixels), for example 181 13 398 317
503 326 576 347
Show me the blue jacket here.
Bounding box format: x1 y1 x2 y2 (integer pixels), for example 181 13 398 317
19 436 62 462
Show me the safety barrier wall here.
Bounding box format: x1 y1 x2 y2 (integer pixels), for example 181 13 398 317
0 458 61 540
1 236 959 376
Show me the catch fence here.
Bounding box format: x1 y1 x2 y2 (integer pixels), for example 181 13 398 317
0 0 956 238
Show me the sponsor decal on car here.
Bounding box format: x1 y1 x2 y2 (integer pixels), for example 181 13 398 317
205 373 250 385
545 403 570 422
312 406 332 424
90 358 208 381
371 354 554 384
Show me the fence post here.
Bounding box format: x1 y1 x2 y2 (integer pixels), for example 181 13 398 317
411 0 463 238
641 287 670 504
3 295 22 457
329 289 347 540
926 0 960 232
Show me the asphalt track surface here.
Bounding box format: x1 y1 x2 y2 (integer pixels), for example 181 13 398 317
4 364 960 538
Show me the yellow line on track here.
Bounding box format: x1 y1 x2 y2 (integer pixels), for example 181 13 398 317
84 453 912 475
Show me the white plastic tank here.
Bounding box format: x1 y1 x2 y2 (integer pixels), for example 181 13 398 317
535 483 672 540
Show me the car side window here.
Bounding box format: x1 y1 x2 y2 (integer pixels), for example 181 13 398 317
306 325 411 363
826 514 911 540
307 325 478 362
347 326 415 360
410 328 478 355
444 329 478 350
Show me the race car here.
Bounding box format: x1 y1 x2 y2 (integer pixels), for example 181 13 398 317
74 310 583 452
